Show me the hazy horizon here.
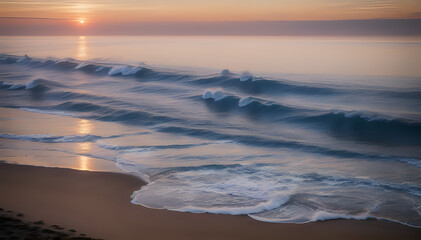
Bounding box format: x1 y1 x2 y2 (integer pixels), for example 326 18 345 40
1 18 420 36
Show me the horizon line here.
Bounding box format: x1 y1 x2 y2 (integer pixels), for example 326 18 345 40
0 17 420 23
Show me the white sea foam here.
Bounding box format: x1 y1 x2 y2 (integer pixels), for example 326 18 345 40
127 160 421 227
75 62 89 69
9 83 26 89
202 89 230 101
238 97 254 107
214 140 235 144
176 194 290 215
96 140 129 150
397 158 421 168
122 66 142 75
1 81 13 86
25 79 39 89
20 108 75 117
130 164 300 216
96 140 156 151
95 66 105 72
249 210 372 224
2 81 24 90
54 59 67 64
310 211 372 222
108 66 142 76
16 54 30 63
1 79 40 90
108 66 127 76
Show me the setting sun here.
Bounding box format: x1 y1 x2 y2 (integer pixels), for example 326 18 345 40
79 20 84 24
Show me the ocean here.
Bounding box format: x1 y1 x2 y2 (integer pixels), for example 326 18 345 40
0 36 420 227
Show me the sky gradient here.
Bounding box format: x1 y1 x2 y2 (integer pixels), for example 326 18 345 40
0 0 420 35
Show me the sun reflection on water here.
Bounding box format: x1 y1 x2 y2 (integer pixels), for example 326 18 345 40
77 36 87 60
78 142 91 152
77 119 92 134
76 119 93 170
79 155 90 171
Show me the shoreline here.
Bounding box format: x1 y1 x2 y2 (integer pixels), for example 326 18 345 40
0 162 419 240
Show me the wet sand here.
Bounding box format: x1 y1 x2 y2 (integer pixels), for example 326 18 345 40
0 162 419 240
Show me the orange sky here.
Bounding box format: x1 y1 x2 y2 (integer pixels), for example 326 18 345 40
0 0 420 23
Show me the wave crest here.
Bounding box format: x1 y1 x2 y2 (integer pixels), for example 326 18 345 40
0 133 102 143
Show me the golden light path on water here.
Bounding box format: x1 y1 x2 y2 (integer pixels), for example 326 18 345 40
77 36 87 60
76 119 93 171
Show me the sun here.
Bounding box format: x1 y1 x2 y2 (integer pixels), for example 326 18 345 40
79 20 85 24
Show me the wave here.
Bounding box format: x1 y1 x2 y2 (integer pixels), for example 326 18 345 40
47 101 181 126
157 125 396 160
46 91 110 102
296 112 421 145
249 202 421 228
74 62 109 73
302 172 421 196
108 66 143 76
252 206 421 228
156 124 420 168
202 89 235 101
171 194 290 215
2 52 421 228
55 101 106 112
128 162 421 227
23 88 141 111
0 132 150 145
0 78 64 92
96 140 209 151
239 71 254 81
249 210 373 224
0 133 103 143
396 158 421 168
8 78 417 148
202 89 295 113
15 98 421 152
2 54 419 100
0 54 149 78
191 71 421 99
190 74 339 96
19 108 76 117
16 102 181 129
201 89 420 139
201 89 421 145
0 81 26 90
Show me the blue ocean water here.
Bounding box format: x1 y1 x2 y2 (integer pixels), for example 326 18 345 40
0 36 420 227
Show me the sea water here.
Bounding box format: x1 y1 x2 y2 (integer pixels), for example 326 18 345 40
0 36 420 227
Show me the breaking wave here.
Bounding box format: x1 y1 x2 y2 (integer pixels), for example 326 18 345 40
1 53 421 228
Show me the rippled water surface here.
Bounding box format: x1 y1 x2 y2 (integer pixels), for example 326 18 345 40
0 36 420 227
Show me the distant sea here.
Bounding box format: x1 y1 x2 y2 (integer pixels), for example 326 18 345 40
0 36 420 227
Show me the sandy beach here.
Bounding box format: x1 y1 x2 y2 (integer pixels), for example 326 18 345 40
0 162 419 240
